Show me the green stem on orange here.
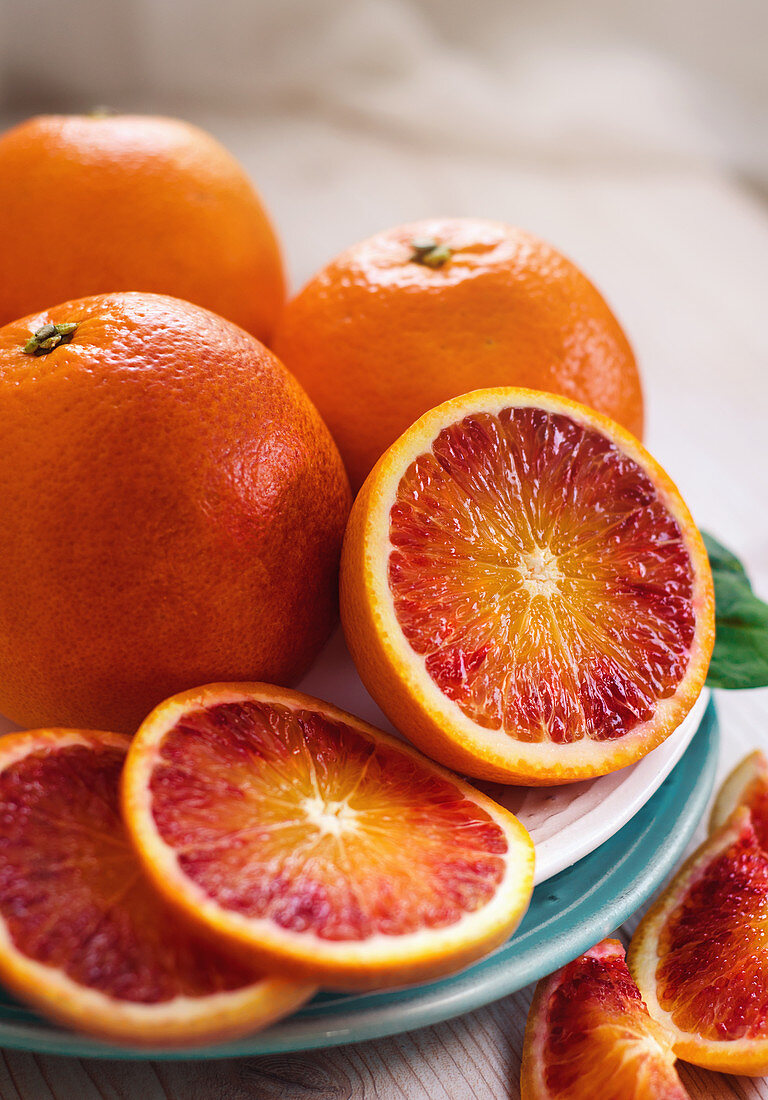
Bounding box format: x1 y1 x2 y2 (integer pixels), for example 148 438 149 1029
409 238 452 269
22 322 79 357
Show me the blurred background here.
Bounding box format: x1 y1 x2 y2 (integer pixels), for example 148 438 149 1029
0 0 766 555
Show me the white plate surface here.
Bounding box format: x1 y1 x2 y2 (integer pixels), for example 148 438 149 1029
298 630 710 886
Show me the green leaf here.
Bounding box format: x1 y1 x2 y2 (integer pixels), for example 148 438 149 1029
702 530 768 690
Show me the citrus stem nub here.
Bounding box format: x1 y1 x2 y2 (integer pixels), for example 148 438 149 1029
409 238 452 268
22 322 78 357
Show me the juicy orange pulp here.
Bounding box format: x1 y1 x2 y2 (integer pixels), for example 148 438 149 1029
0 738 257 1003
655 813 768 1042
149 699 510 941
522 940 688 1100
390 405 696 745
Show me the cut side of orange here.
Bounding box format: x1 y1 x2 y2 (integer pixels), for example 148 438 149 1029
521 939 690 1099
341 388 715 783
0 729 313 1046
710 749 768 848
628 808 768 1075
121 683 535 991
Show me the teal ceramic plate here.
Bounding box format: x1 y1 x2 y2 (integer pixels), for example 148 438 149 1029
0 697 719 1060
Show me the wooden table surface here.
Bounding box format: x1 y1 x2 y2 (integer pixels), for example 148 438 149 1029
0 110 766 1097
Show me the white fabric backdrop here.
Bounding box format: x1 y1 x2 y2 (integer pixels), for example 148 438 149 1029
1 0 766 181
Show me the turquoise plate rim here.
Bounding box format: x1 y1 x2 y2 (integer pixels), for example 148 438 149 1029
0 698 719 1060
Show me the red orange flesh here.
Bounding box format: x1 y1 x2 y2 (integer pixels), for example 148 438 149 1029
629 808 768 1074
391 405 695 742
122 683 535 990
342 389 715 783
0 729 313 1045
521 939 689 1099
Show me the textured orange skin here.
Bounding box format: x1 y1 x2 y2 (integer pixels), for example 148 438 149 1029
0 292 351 733
0 115 285 342
273 218 644 489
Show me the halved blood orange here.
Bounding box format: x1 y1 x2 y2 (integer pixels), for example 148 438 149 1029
710 749 768 847
628 808 768 1075
521 939 690 1099
341 388 715 784
121 683 535 990
0 729 313 1045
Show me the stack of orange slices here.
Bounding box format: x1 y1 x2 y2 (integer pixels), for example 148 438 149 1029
0 688 535 1043
0 728 314 1046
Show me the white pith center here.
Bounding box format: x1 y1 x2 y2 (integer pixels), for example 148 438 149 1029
518 546 562 599
302 795 360 837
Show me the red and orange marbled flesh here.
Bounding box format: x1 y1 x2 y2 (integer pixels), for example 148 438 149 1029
389 406 696 744
657 816 768 1041
539 942 687 1099
150 700 508 940
0 741 257 1002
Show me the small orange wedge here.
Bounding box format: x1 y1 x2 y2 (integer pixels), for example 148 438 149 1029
521 939 690 1099
0 729 313 1046
710 749 768 847
629 808 768 1075
121 683 535 991
341 388 714 784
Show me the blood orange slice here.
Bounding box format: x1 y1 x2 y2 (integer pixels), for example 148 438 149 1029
121 683 535 990
341 388 715 783
521 939 690 1099
710 749 768 847
0 729 313 1045
628 808 768 1075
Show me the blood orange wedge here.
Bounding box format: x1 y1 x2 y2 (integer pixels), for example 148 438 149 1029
710 749 768 847
628 808 768 1075
121 683 535 990
341 388 715 784
521 939 690 1099
0 729 313 1046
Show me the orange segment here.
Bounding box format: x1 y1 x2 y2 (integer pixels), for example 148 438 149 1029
628 808 768 1075
710 749 768 848
0 729 312 1046
122 683 535 990
342 388 715 783
521 939 689 1099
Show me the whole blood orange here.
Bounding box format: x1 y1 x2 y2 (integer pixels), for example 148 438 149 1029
710 749 768 848
0 293 350 732
0 114 285 342
341 388 714 784
273 218 643 489
122 683 535 990
521 939 690 1099
629 808 768 1075
0 728 313 1045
